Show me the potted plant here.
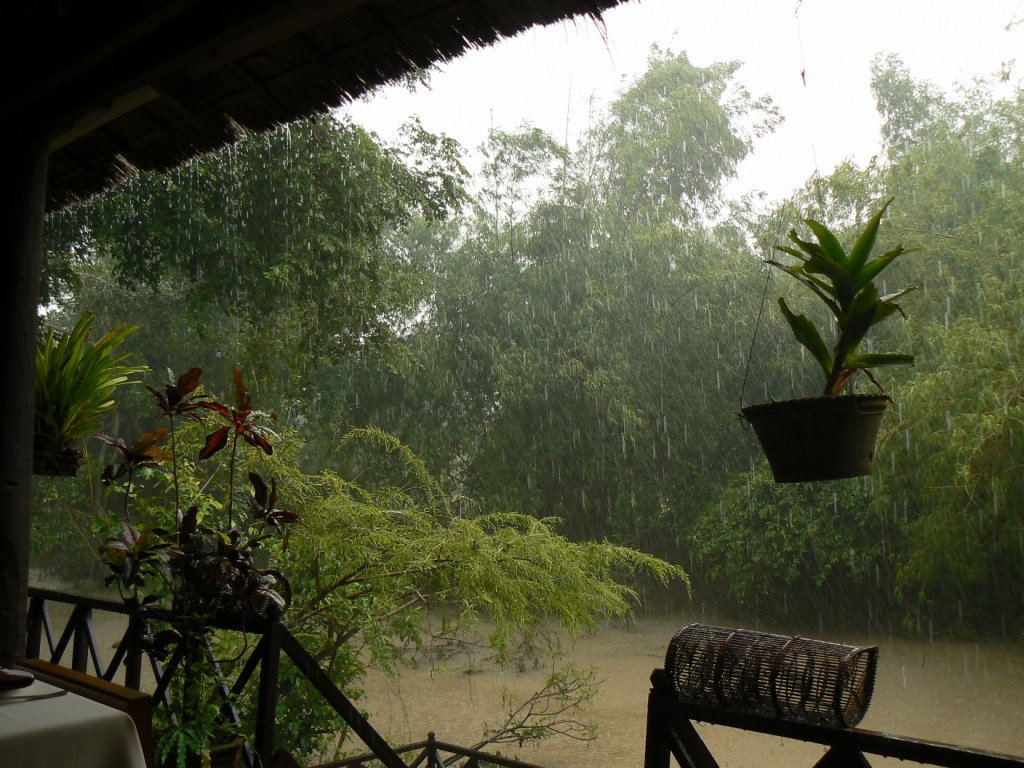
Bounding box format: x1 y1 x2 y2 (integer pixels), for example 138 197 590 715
96 367 299 768
33 312 147 476
741 199 917 482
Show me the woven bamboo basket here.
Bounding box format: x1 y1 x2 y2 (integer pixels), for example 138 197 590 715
663 623 878 727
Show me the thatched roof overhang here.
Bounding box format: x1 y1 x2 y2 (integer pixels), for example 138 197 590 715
9 0 627 212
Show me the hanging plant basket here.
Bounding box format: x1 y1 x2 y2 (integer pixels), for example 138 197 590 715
741 394 889 483
32 436 82 477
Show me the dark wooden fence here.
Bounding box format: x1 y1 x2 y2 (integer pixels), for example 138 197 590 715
25 587 409 768
30 588 1024 768
643 667 1024 768
319 732 552 768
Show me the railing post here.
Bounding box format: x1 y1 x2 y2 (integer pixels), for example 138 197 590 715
813 747 873 768
25 595 43 659
427 732 444 768
254 617 283 766
124 613 144 690
72 606 92 672
645 670 672 768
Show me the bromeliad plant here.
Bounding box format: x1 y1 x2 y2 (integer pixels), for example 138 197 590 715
769 198 917 396
96 367 299 767
34 312 147 476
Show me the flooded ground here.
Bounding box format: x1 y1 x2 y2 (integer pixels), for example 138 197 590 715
36 595 1024 767
360 614 1024 767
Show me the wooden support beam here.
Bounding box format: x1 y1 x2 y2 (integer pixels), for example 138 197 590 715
651 694 1024 768
0 127 46 668
668 718 721 768
813 747 873 768
255 619 283 766
280 628 409 768
25 596 44 659
72 606 92 672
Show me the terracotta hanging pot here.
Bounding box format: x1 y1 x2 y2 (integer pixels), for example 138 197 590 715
741 394 889 483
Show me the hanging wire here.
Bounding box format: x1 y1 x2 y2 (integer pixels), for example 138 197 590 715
739 261 772 415
738 220 786 418
739 1 824 421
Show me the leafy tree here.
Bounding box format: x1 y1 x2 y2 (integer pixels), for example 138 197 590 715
143 421 687 760
692 461 897 628
597 47 780 222
891 313 1024 630
346 50 782 559
43 116 466 421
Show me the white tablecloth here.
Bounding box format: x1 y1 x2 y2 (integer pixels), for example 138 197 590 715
0 680 147 768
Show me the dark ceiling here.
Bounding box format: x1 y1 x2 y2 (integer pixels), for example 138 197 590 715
9 0 627 211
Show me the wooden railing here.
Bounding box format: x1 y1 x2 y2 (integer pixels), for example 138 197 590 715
320 732 551 768
33 588 1022 768
25 587 410 768
643 668 1024 768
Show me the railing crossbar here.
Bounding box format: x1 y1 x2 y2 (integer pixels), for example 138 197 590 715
51 602 88 666
151 647 183 709
204 635 255 768
317 736 553 768
28 587 132 614
231 633 266 697
26 590 559 768
41 600 55 656
104 624 134 681
84 614 104 676
280 628 408 768
148 652 175 719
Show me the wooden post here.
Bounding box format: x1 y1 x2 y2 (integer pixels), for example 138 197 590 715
0 127 46 667
426 732 444 768
646 669 721 768
72 606 92 672
25 595 44 659
125 614 144 689
644 669 673 768
255 618 283 766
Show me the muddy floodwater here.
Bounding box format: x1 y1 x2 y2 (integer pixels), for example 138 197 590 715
360 614 1024 767
38 596 1024 766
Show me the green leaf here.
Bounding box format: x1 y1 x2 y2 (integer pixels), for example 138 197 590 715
844 353 915 369
802 255 855 309
852 245 919 293
879 285 917 304
777 299 833 374
786 229 830 262
832 296 878 365
802 254 852 285
774 244 810 263
767 261 841 317
846 198 893 273
805 218 849 267
35 313 148 452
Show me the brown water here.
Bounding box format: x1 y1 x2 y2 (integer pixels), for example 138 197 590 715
360 614 1024 767
40 598 1024 766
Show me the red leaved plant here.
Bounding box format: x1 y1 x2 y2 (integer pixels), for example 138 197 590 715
97 367 298 621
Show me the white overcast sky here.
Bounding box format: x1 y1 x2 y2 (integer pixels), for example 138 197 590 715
343 0 1023 203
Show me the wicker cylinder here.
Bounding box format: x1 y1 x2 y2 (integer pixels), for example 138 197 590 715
664 624 878 728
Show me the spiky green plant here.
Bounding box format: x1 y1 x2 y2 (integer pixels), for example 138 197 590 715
770 199 918 396
34 312 147 474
